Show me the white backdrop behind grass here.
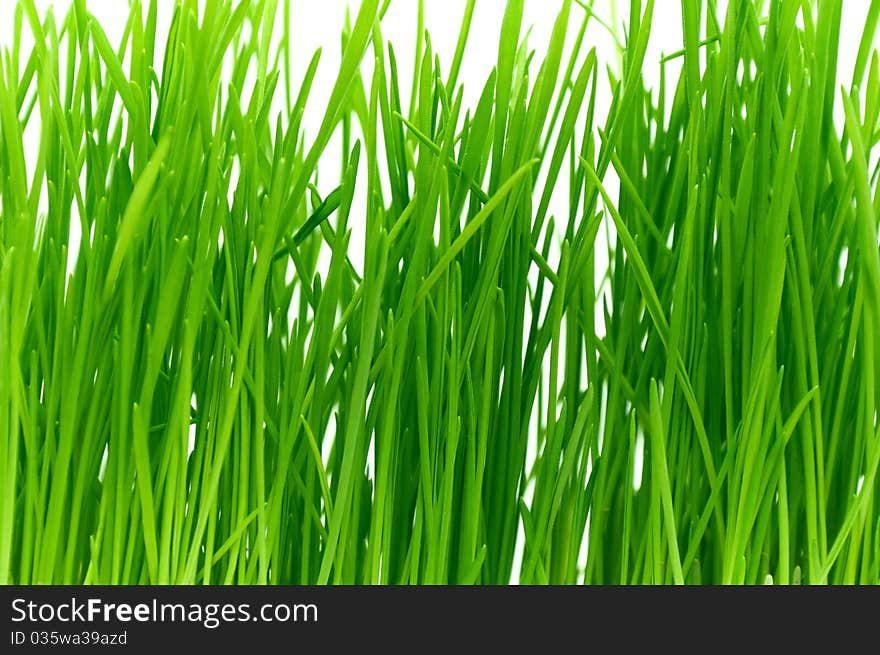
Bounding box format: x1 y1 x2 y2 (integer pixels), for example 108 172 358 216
0 0 870 581
1 0 867 321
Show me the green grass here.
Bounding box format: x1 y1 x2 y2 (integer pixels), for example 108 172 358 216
0 0 878 584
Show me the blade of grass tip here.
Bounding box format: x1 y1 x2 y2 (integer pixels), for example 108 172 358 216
103 132 172 299
852 0 880 90
88 14 139 122
291 0 380 209
604 0 653 150
490 0 524 190
445 0 476 93
394 112 489 202
293 186 343 246
523 0 572 155
414 158 537 308
535 49 597 240
407 0 424 119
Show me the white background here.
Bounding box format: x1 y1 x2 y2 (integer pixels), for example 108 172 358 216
0 0 873 581
0 0 868 280
1 0 866 131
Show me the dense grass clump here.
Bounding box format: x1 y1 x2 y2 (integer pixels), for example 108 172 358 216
1 0 878 584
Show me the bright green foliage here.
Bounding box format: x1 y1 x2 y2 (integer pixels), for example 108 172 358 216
0 0 878 584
